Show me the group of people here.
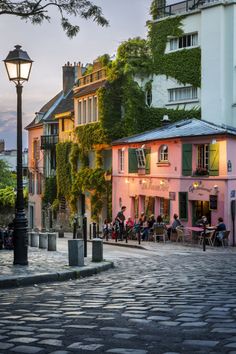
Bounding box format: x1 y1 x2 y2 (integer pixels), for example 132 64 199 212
103 207 183 242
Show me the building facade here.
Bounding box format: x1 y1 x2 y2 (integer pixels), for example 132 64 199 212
112 119 236 245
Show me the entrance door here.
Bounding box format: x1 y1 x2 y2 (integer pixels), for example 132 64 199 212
145 196 155 217
192 201 211 225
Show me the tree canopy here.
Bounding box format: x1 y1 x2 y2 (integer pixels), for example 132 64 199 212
0 0 108 37
0 160 16 189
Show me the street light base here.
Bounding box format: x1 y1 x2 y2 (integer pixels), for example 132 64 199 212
13 211 28 265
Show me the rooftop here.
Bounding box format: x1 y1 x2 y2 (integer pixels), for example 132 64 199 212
112 118 236 145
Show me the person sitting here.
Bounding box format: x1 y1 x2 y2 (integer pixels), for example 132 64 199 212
139 212 149 241
125 217 134 240
103 219 111 240
214 217 226 246
167 213 182 240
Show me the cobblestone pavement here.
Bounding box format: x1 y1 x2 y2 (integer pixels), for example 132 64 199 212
0 243 236 354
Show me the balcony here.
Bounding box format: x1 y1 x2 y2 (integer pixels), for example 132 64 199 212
78 68 106 87
41 135 58 150
155 0 219 19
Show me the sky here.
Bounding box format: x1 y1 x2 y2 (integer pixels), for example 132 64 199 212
0 0 153 149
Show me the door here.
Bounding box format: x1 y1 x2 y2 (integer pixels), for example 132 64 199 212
192 201 211 225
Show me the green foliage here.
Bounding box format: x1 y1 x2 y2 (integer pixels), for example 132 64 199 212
0 160 16 189
0 186 15 207
56 142 72 198
97 53 110 67
150 0 166 20
43 176 57 206
148 16 201 87
0 0 109 38
75 122 108 152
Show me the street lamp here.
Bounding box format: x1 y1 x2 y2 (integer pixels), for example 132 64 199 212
4 45 33 265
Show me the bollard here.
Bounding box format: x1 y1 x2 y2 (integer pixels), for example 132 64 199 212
58 226 64 238
48 232 57 251
83 216 87 258
30 232 39 247
39 232 48 249
92 222 96 238
68 239 84 266
92 238 103 262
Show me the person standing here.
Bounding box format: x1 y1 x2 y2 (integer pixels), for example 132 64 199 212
116 206 126 241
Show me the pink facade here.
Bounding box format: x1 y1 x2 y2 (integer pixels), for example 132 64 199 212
27 125 44 230
112 134 236 245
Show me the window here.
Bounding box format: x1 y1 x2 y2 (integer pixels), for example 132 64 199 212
159 145 168 162
197 144 209 170
170 33 198 51
78 101 82 124
118 149 124 172
93 96 98 122
50 124 58 135
29 173 35 194
179 192 188 220
88 98 92 122
61 118 65 132
146 87 152 107
168 86 198 102
33 139 40 160
160 198 170 222
83 99 87 123
135 148 146 168
36 173 42 195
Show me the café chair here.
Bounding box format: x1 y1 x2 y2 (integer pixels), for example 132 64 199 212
153 225 167 243
176 226 191 244
214 230 230 247
198 230 215 246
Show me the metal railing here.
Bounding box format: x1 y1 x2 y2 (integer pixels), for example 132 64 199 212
156 0 219 19
40 135 58 150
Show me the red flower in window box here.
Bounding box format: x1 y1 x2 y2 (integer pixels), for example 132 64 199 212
194 167 208 176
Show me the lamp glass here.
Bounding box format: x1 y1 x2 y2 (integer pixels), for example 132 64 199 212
5 61 32 82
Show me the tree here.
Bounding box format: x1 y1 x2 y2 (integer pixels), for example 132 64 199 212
0 0 108 37
0 160 16 189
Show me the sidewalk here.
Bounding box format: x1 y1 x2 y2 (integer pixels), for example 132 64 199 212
0 234 113 289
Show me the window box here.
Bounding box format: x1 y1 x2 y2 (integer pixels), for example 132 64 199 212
193 167 209 176
138 168 146 175
156 161 170 167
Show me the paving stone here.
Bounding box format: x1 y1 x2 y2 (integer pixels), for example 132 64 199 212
106 349 148 354
147 315 171 321
225 343 236 348
0 342 14 350
67 342 104 350
38 339 63 346
36 334 62 339
9 337 39 344
183 340 219 347
113 334 136 339
11 345 44 353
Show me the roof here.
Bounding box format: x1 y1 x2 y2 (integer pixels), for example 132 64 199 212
112 118 236 145
74 80 107 98
46 90 74 121
25 91 63 130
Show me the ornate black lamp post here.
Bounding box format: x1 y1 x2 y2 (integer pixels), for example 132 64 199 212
4 45 33 265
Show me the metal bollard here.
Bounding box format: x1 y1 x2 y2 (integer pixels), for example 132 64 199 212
39 232 48 249
68 239 84 266
30 232 39 247
92 238 103 262
48 232 57 251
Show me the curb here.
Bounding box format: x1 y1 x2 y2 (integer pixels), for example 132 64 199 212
88 239 145 250
0 261 114 289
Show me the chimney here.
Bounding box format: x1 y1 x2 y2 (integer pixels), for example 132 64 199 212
161 115 171 126
62 62 79 94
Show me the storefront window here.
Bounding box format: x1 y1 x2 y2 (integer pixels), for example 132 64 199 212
160 198 170 222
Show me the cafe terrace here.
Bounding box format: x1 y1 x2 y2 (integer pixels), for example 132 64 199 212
112 118 236 245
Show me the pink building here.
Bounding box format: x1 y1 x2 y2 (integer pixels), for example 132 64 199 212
112 119 236 245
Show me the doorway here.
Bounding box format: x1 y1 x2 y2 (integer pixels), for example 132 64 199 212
192 201 211 225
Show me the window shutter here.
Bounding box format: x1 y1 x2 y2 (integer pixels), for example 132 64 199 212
179 192 188 221
182 144 192 176
128 148 138 173
209 143 219 176
145 148 151 174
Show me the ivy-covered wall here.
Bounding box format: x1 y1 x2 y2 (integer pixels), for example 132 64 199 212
55 13 202 223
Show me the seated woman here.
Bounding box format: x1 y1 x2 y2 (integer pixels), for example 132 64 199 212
214 217 226 246
167 214 182 240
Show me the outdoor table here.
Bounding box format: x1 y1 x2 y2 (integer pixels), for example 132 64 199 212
186 226 204 244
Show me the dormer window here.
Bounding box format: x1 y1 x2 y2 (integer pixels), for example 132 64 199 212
135 148 146 168
159 145 168 162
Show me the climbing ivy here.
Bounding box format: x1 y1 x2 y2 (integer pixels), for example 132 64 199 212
56 142 72 198
42 176 57 206
148 16 201 87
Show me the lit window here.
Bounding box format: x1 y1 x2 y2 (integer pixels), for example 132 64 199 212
197 144 209 170
159 145 168 162
169 33 198 51
135 148 146 168
168 86 198 102
118 149 124 172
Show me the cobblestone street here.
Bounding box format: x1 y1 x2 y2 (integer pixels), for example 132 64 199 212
0 244 236 354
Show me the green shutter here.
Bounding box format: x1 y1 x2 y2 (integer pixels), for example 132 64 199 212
145 148 151 174
179 192 188 221
182 144 192 176
128 148 138 173
209 143 219 176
